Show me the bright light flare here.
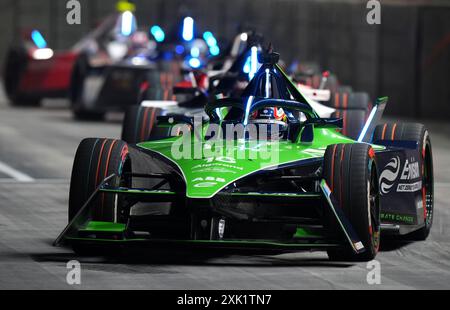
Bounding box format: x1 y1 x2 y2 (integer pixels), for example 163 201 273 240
182 17 194 41
32 48 54 60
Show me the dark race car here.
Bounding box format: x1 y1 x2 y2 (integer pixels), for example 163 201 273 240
69 15 223 120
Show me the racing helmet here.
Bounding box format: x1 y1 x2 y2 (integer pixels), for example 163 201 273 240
250 107 288 139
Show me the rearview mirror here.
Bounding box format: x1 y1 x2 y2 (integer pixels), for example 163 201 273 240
300 123 314 144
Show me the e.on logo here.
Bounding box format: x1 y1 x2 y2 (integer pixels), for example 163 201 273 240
366 0 381 25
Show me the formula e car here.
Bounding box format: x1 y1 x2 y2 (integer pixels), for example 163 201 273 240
2 1 139 108
55 51 433 261
70 15 223 120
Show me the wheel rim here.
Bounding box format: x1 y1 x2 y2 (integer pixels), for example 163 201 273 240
369 163 380 251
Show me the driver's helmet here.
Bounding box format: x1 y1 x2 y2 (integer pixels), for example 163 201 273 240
250 107 288 139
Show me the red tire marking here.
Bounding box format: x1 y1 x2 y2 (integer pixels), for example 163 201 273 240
103 140 117 180
101 139 118 213
168 73 173 99
391 123 397 140
334 92 340 109
330 145 338 192
140 107 150 141
381 124 387 140
343 93 348 109
95 139 108 187
146 108 157 139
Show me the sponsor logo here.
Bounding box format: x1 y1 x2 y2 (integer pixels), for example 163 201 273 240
397 181 422 193
400 159 420 180
380 156 421 195
380 212 415 224
379 156 400 195
192 176 226 188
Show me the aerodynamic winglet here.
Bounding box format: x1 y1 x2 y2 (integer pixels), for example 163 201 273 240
357 96 388 143
320 180 365 254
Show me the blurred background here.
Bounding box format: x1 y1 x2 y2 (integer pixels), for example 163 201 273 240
0 0 449 119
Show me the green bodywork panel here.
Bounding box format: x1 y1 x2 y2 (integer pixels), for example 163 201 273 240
294 227 325 239
80 221 126 233
138 127 357 199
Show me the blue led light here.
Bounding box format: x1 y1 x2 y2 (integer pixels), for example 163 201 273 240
31 30 47 49
150 25 165 42
357 105 378 142
121 11 135 36
249 46 258 80
203 31 213 40
203 31 217 47
188 57 201 68
175 45 185 55
190 47 200 58
182 17 194 41
243 56 251 74
209 45 220 56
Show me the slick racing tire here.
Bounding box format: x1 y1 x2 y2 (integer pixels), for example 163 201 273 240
3 47 41 107
372 123 434 240
323 143 381 261
331 92 370 111
70 55 105 121
121 105 172 144
332 109 367 140
68 138 131 223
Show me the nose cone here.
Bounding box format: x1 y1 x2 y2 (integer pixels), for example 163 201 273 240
138 137 331 198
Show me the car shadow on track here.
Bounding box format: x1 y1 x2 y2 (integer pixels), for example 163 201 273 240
30 240 354 269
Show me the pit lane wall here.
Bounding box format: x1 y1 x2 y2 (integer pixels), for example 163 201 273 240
0 0 448 119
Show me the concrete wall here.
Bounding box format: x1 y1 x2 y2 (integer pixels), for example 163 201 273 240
0 0 449 119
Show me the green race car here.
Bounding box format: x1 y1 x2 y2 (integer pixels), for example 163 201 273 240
55 51 433 261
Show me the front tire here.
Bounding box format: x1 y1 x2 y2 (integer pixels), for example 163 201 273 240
323 143 380 261
68 138 131 222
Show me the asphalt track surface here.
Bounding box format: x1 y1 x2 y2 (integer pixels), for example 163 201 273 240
0 89 450 290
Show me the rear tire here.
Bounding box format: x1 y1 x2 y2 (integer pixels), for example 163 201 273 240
331 91 369 110
323 143 380 261
372 123 434 240
332 109 367 140
70 55 105 121
121 105 171 143
3 46 41 107
68 138 131 222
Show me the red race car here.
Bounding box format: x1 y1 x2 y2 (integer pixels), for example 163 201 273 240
3 2 137 107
